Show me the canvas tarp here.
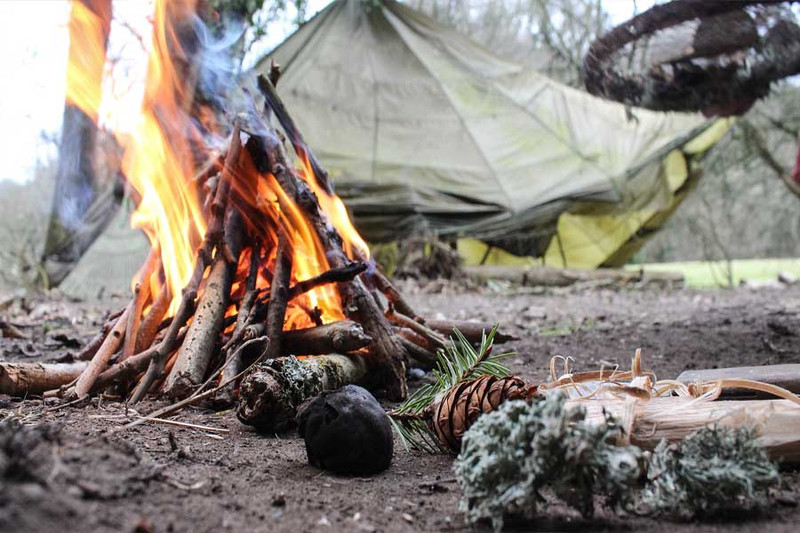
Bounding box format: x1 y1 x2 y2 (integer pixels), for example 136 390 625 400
252 0 727 265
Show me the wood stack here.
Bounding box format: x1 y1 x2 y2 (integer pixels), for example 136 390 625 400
0 74 506 419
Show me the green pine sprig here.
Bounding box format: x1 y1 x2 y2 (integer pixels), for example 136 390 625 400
388 324 515 453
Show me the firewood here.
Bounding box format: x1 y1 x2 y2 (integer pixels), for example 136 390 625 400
286 262 367 299
282 321 372 355
1 361 89 396
134 286 170 354
425 319 517 344
72 303 132 398
397 335 437 368
237 353 369 433
122 251 158 362
577 397 800 464
162 237 239 398
214 244 261 405
386 307 447 349
90 329 187 393
247 99 408 399
262 231 291 361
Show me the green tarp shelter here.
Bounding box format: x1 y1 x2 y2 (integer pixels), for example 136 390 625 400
42 0 729 300
252 0 728 267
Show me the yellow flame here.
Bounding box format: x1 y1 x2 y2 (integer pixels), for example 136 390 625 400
65 0 110 122
297 153 370 260
120 0 206 313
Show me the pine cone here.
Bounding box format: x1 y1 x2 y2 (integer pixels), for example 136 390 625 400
428 375 532 452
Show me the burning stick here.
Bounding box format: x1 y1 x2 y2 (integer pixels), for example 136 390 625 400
282 321 372 355
262 231 292 361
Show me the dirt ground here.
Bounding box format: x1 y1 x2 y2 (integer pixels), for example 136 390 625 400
3 283 800 532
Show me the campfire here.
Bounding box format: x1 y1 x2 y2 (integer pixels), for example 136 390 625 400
24 0 498 413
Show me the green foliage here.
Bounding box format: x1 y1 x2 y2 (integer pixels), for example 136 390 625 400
641 426 779 519
454 395 641 531
388 325 515 453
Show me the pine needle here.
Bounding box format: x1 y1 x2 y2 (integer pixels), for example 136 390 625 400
389 324 515 453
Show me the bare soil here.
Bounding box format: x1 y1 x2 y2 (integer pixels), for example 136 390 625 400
2 284 800 532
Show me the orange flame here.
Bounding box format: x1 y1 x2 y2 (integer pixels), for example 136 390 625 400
121 0 206 313
65 0 111 122
66 0 371 328
297 153 370 261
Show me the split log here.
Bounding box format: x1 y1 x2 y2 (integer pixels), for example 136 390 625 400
677 364 800 399
577 397 800 464
1 361 89 396
237 353 368 433
282 321 372 355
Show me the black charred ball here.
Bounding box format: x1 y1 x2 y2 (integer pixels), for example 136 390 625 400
297 385 392 476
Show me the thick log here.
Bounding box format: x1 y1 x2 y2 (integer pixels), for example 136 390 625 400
283 321 372 355
1 361 89 396
237 353 368 433
578 397 800 464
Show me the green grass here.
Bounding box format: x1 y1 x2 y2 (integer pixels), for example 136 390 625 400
627 258 800 288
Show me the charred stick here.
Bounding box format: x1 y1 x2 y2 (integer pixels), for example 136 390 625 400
282 320 372 355
288 262 366 299
386 307 447 350
255 262 367 306
248 117 408 400
268 58 281 87
398 336 437 369
263 231 292 360
1 361 89 396
424 320 517 344
72 303 132 398
215 244 261 405
237 353 369 433
352 247 419 320
135 286 170 354
256 75 332 195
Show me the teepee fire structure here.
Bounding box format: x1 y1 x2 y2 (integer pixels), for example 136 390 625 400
10 0 504 412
